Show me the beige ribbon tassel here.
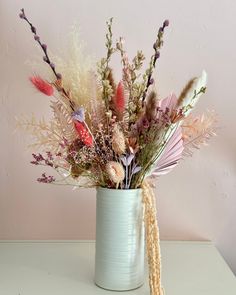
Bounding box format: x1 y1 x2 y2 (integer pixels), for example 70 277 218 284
142 181 165 295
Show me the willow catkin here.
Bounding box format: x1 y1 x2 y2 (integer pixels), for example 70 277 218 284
142 181 164 295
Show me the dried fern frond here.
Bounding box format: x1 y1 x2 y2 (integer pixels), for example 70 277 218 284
50 100 77 144
17 114 65 153
182 110 217 157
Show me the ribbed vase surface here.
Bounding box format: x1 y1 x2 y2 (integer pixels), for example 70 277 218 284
95 187 145 291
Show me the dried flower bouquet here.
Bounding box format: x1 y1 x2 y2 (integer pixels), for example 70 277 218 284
19 9 216 190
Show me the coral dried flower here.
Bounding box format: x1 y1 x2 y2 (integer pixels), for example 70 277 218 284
113 81 125 113
74 121 93 146
30 75 54 96
106 161 125 184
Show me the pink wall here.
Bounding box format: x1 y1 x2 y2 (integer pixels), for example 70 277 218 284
0 0 235 273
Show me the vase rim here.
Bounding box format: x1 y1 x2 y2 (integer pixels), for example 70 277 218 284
96 187 142 192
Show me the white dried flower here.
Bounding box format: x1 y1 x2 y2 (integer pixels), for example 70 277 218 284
106 161 125 184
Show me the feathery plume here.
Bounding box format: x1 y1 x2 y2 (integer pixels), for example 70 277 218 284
178 78 196 105
177 70 207 116
182 111 217 157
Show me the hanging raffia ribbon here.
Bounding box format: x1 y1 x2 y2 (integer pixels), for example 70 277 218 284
142 180 165 295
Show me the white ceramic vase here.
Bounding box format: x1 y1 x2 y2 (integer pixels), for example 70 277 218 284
95 187 145 291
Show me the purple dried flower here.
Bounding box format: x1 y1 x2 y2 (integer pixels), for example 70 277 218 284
120 154 134 166
72 107 85 122
34 35 40 41
32 153 44 162
50 63 55 69
149 78 154 85
43 56 48 62
132 165 141 174
37 173 55 183
31 152 56 168
46 151 53 160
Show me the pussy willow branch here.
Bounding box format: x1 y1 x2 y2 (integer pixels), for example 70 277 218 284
19 8 75 111
19 8 60 79
142 20 169 105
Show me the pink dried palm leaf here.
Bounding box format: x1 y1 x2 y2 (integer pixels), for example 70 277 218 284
182 111 217 157
150 126 184 177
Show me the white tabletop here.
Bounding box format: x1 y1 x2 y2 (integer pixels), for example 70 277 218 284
0 241 235 295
